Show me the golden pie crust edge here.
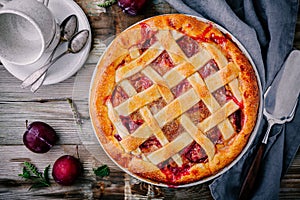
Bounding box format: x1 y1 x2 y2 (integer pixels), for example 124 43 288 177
89 14 260 185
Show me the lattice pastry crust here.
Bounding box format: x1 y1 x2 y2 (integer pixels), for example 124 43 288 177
90 14 259 186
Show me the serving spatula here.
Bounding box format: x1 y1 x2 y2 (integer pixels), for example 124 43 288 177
239 50 300 200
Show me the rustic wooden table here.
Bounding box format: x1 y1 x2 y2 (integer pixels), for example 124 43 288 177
0 0 299 199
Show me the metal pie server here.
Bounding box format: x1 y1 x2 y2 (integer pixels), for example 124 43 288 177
239 50 300 200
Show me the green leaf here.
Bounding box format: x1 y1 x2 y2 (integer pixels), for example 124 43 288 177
98 0 117 8
18 167 31 179
24 162 40 177
19 162 51 190
93 165 110 178
43 165 50 184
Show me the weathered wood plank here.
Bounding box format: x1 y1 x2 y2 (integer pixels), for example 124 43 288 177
0 0 299 199
0 98 80 145
0 145 298 199
0 145 215 200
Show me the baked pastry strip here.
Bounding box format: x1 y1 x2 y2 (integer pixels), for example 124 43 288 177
107 102 130 138
154 88 200 127
188 72 235 140
198 100 239 133
205 62 240 92
142 67 174 102
163 46 212 88
204 43 242 101
115 85 161 116
147 131 193 165
156 30 188 65
120 123 153 152
116 42 164 82
188 72 220 112
180 114 215 161
139 107 183 166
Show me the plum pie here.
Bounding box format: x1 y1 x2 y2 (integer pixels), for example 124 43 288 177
90 14 260 186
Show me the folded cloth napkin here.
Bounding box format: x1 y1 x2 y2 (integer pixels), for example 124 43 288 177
164 0 300 199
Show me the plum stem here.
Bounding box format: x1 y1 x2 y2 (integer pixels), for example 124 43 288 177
25 120 28 129
76 145 80 160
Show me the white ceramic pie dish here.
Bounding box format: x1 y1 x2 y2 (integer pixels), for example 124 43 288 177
88 14 263 188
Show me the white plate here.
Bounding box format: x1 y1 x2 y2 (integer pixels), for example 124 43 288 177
1 0 91 85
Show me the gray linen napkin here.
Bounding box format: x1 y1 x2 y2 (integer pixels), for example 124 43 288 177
164 0 300 199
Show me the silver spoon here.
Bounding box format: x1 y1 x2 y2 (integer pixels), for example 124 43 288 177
29 15 78 92
21 29 89 90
